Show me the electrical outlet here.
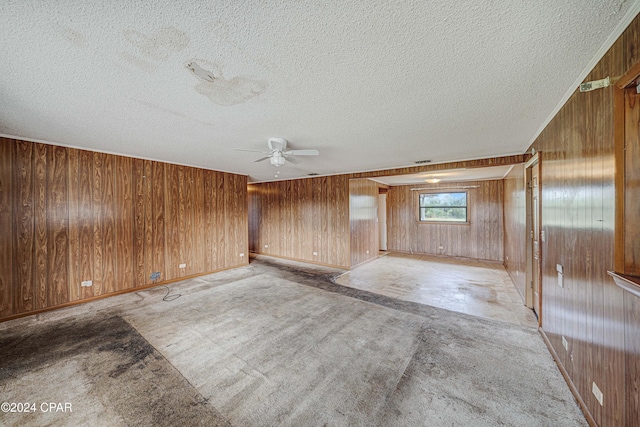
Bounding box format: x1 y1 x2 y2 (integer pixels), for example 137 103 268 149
179 263 186 269
562 336 568 351
313 251 318 256
592 381 603 406
239 253 244 257
366 250 369 254
264 244 269 249
81 280 92 287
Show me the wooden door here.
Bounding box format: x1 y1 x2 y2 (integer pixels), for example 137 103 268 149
532 162 541 318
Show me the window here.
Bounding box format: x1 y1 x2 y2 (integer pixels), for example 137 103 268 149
419 191 468 223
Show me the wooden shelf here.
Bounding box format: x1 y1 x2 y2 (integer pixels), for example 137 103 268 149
608 271 640 298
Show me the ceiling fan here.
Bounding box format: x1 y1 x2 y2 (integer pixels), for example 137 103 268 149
235 137 319 167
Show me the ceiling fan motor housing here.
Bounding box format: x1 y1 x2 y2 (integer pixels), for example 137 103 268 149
268 137 288 151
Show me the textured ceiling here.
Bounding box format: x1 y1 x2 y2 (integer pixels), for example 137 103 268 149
1 1 638 182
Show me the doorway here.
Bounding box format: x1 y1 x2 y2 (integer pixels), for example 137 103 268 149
378 191 388 251
525 153 541 322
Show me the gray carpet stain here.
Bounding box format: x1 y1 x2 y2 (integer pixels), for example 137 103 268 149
0 316 231 427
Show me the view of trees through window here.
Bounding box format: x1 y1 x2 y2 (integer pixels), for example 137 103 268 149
419 192 467 222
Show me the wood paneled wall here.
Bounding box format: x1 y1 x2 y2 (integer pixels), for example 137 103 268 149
247 175 350 268
503 14 640 425
387 180 504 262
0 137 248 321
349 179 380 267
503 164 527 300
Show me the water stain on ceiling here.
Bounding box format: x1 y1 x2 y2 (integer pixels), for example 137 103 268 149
124 27 190 61
120 26 190 73
58 25 85 48
186 59 268 106
119 51 156 73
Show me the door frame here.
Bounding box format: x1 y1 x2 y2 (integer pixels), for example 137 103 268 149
525 152 542 325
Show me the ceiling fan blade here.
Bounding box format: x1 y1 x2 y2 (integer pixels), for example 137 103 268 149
285 156 301 164
254 156 270 162
285 149 319 156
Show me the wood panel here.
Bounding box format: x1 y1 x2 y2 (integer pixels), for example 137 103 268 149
101 154 116 295
46 145 69 306
193 168 205 273
503 164 527 300
132 158 145 287
248 175 350 268
141 160 153 286
216 172 226 268
349 178 380 267
180 166 195 276
165 163 181 280
236 173 248 263
204 170 216 269
0 137 248 322
92 151 104 297
13 140 34 314
0 139 13 317
34 143 47 308
78 150 93 299
386 180 503 262
68 148 80 302
115 155 133 291
223 173 233 267
152 161 166 283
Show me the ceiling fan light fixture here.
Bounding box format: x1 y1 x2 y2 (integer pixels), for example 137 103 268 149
426 177 441 184
270 154 286 167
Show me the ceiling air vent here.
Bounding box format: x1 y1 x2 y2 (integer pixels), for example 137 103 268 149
415 159 432 164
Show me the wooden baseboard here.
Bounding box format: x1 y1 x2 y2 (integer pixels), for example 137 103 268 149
389 249 504 264
349 254 384 270
0 262 248 323
539 327 596 427
249 251 348 270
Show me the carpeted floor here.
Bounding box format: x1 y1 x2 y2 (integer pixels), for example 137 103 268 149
0 256 586 426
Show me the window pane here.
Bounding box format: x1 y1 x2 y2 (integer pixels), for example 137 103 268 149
419 192 466 207
420 207 467 222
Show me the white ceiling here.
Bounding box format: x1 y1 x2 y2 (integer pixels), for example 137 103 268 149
371 165 515 186
1 1 638 183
